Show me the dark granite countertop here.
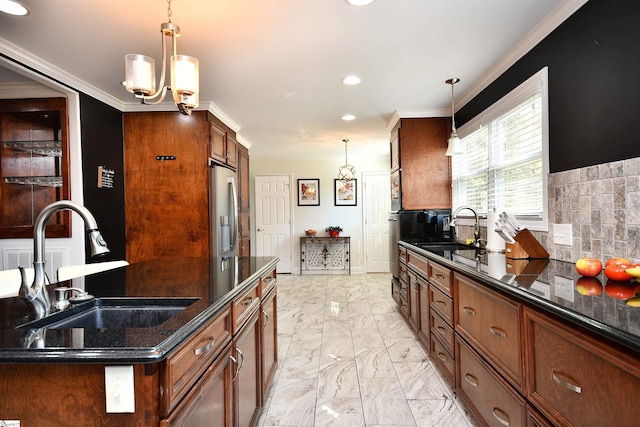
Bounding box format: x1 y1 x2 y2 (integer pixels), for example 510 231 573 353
400 240 640 355
0 256 279 364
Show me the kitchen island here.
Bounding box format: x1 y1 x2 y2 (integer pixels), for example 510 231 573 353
0 256 279 426
398 240 640 426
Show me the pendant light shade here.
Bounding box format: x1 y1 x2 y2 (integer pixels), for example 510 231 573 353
338 139 356 182
124 0 199 115
445 78 464 156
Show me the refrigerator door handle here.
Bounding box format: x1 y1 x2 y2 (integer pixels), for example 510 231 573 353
229 177 239 250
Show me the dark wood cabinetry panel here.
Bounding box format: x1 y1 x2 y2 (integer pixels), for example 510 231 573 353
123 111 210 263
234 308 262 427
392 118 451 210
0 98 70 238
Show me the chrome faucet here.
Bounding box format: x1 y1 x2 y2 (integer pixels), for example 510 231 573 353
451 206 484 248
19 200 110 317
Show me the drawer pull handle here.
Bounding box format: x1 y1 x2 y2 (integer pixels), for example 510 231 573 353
489 326 507 339
230 355 239 382
552 369 582 394
435 273 445 280
262 310 269 328
464 373 478 387
435 300 446 306
492 407 510 426
437 352 448 362
463 307 476 316
436 326 447 335
242 297 253 306
194 337 215 356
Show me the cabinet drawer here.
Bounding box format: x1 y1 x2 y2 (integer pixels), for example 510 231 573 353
407 250 429 278
430 310 454 356
399 246 407 264
163 307 232 415
456 274 523 390
233 280 260 334
430 333 455 384
429 284 453 325
259 268 277 298
525 308 640 427
457 337 526 427
428 261 452 295
399 261 409 285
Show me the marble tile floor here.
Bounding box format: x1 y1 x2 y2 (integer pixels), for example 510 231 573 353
257 273 479 427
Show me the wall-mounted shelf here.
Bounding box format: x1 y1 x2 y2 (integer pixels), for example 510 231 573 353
4 175 63 187
2 140 62 157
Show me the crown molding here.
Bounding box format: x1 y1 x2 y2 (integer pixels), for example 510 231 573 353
0 82 65 98
456 0 589 109
0 37 124 110
386 108 450 130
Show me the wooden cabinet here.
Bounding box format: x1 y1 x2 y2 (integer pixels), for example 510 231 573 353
234 308 262 427
260 286 277 402
456 274 524 392
124 111 210 263
161 343 234 427
418 277 430 346
162 307 232 415
209 115 237 169
457 336 526 427
0 98 71 238
524 308 640 427
428 262 455 383
390 118 451 210
238 144 250 256
406 269 421 331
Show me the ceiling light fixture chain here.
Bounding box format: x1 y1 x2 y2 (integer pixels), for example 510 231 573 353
124 0 199 115
338 138 356 182
445 77 464 156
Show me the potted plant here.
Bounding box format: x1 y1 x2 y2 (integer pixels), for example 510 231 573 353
325 226 343 237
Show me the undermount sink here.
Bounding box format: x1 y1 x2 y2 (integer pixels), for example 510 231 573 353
19 297 199 330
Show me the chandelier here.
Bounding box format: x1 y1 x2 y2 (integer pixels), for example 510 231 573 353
445 78 464 156
124 0 199 115
338 139 356 182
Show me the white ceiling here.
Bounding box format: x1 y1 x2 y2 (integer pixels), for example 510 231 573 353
0 0 585 160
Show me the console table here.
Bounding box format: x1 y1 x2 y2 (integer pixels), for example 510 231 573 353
300 236 350 275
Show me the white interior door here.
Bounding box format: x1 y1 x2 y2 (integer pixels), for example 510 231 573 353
363 171 391 273
254 175 292 273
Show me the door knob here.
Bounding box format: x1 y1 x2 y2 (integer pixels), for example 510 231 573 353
257 228 263 231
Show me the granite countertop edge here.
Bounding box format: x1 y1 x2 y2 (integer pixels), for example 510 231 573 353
399 241 640 355
0 257 280 364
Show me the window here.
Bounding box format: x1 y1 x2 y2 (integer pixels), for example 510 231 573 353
452 67 549 231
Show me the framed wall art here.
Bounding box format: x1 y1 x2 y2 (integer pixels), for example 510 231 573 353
298 178 320 206
334 179 357 206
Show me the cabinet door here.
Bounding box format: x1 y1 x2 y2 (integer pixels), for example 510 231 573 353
261 288 278 402
162 344 234 427
456 274 523 391
209 121 227 164
0 98 71 238
407 270 419 331
238 144 250 212
418 280 430 347
525 308 640 427
226 133 238 169
457 337 526 427
234 308 262 427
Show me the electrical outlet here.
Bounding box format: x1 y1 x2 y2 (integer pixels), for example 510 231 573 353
553 224 573 246
105 365 135 413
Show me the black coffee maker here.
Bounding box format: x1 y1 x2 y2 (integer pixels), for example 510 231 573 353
399 209 453 242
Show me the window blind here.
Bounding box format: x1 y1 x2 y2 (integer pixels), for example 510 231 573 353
452 67 549 231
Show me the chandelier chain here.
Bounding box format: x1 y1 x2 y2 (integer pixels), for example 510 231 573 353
167 0 173 22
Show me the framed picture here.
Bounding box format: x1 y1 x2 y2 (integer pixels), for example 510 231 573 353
334 179 357 206
297 179 320 206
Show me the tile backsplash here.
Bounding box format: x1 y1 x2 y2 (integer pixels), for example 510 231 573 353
458 157 640 264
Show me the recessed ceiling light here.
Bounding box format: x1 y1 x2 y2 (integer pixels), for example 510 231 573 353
0 0 30 16
342 114 356 121
345 0 375 6
342 75 361 85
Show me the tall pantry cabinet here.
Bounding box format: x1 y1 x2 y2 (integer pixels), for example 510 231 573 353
124 111 249 263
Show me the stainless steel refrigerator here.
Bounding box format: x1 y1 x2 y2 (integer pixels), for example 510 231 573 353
209 161 238 258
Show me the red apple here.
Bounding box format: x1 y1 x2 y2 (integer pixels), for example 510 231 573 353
605 257 632 267
575 258 602 277
576 276 603 296
604 263 633 282
605 280 640 299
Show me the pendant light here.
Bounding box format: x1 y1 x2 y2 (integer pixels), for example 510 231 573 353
338 139 356 182
124 0 199 115
445 78 464 156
